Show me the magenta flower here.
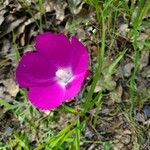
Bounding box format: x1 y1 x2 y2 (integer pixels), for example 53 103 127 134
16 32 88 110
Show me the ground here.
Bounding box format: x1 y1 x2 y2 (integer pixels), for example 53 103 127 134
0 0 150 149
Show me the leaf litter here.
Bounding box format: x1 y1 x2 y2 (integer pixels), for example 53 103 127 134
0 0 150 149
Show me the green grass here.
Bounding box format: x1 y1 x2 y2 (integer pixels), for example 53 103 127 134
127 0 150 147
38 0 43 33
0 0 150 149
129 0 149 117
82 0 106 113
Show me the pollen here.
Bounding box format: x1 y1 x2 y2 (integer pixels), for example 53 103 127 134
56 68 73 86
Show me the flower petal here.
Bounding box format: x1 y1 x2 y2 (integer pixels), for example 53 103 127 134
71 36 89 75
35 32 73 68
28 83 65 110
64 73 86 100
16 51 56 88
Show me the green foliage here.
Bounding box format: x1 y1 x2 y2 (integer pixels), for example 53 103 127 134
1 0 150 149
129 0 150 117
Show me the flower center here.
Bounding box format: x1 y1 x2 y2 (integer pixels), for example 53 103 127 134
55 68 73 86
